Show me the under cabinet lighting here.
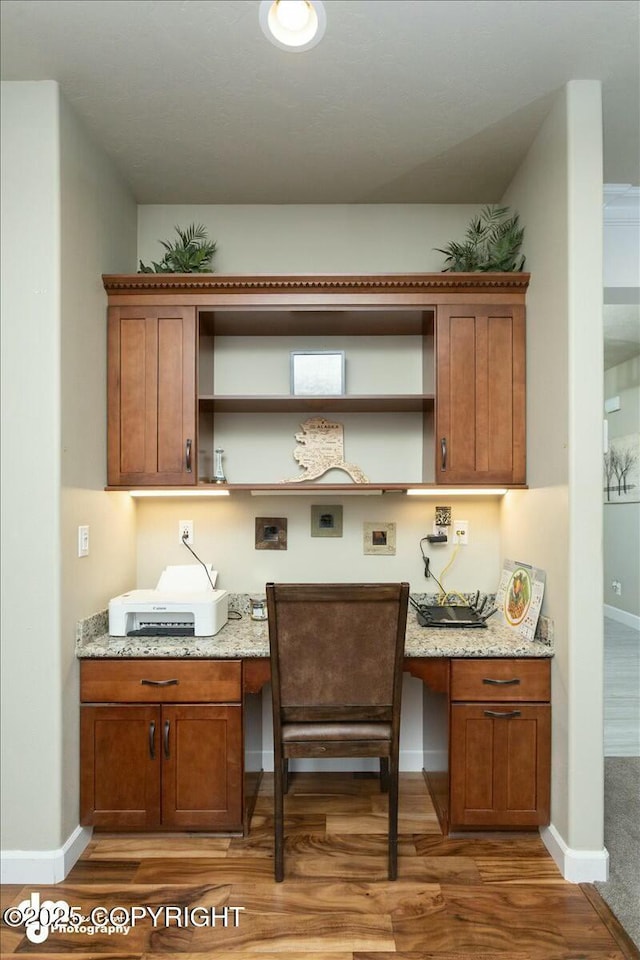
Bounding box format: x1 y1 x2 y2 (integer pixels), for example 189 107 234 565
249 489 383 496
127 487 507 498
406 488 508 496
129 489 230 498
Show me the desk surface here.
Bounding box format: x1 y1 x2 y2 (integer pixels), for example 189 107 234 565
77 604 553 660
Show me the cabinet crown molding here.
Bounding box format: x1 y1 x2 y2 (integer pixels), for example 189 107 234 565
103 272 531 297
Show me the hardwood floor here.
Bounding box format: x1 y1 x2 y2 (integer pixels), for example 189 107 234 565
1 773 637 959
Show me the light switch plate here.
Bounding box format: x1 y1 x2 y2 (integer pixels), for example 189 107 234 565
78 525 89 557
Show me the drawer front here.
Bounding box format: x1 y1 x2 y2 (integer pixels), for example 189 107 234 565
450 658 550 702
80 659 242 703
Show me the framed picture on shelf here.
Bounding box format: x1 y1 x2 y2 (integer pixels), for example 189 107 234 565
291 351 345 396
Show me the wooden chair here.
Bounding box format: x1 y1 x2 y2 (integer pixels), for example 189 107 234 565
266 582 410 882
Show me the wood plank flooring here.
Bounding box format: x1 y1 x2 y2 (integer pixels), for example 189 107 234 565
604 616 640 757
1 773 637 959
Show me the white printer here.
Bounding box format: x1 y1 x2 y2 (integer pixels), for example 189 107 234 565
109 565 228 638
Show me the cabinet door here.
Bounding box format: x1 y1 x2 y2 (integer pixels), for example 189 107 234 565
108 306 196 486
161 705 243 831
80 705 161 829
436 305 525 484
449 703 550 828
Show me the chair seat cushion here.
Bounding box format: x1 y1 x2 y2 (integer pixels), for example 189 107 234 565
281 722 392 742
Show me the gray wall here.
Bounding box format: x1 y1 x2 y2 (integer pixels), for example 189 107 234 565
1 80 137 868
603 356 640 621
501 81 606 866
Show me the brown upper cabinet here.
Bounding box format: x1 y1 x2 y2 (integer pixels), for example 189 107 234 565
107 305 197 486
436 304 526 485
103 273 529 490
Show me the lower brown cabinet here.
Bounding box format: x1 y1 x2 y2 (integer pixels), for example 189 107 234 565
448 658 551 830
80 660 243 831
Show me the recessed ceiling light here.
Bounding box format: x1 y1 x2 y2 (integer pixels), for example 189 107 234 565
259 0 326 52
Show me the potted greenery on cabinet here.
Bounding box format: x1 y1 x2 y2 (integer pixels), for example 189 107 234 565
138 223 217 273
435 205 525 272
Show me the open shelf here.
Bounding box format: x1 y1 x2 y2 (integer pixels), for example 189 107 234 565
199 308 435 338
198 394 435 413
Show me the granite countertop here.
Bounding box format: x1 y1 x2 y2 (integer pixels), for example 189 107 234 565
77 593 553 660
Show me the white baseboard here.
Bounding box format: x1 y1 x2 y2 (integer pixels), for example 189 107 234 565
1 825 92 886
540 823 609 882
604 603 640 631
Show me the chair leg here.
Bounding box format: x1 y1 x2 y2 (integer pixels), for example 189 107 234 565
379 756 390 792
387 755 399 880
283 757 290 795
274 752 285 882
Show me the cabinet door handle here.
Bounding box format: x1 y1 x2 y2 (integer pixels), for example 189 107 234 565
163 719 171 758
440 437 447 470
484 709 522 719
185 438 192 472
482 677 521 686
149 720 156 759
140 678 179 687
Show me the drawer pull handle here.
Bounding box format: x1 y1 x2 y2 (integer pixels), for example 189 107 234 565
482 677 520 685
149 720 156 759
484 709 522 719
185 438 192 473
163 719 171 759
440 437 447 470
141 678 179 687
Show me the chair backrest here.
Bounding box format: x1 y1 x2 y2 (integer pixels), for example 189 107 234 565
266 582 409 724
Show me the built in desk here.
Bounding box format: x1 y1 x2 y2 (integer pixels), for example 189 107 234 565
77 603 553 835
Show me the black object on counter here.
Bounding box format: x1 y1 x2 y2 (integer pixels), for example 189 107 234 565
409 595 497 628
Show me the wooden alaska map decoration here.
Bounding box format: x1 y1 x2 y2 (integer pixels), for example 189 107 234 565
282 417 369 484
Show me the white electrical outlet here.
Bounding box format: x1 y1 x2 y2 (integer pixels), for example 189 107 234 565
611 579 622 596
78 525 90 558
453 520 469 545
179 520 194 545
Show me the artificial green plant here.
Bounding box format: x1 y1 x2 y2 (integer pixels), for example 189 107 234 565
138 223 217 273
435 205 525 272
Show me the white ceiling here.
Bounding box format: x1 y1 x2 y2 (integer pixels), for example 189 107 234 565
2 0 639 364
1 0 638 203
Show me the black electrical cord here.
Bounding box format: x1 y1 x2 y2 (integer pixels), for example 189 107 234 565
419 537 455 599
181 534 216 592
180 535 243 618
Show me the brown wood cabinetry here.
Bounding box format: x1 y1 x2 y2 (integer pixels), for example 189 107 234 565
107 305 197 486
436 305 526 484
448 658 551 830
80 660 243 831
104 273 528 489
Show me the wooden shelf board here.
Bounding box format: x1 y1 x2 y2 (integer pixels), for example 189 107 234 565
198 395 435 413
106 482 527 493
